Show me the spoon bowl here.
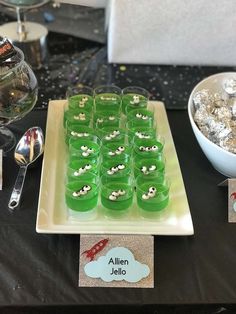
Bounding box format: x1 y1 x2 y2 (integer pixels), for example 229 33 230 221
8 126 44 211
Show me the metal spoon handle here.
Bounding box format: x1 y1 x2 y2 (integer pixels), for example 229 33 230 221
8 166 28 211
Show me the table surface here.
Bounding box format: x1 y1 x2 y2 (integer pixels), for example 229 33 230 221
1 7 236 313
1 107 233 308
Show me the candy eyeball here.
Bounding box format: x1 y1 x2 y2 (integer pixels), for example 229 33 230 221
73 191 79 197
107 169 113 175
109 116 115 121
118 164 125 170
152 145 158 151
136 113 142 118
142 193 149 200
108 151 115 156
111 166 117 171
81 145 88 151
84 185 91 191
114 130 120 135
139 146 145 151
82 96 88 101
118 189 126 195
112 191 119 197
141 166 147 172
109 195 117 201
118 146 125 151
87 148 94 153
105 135 111 140
85 164 91 170
149 165 156 171
82 152 89 157
97 118 103 123
149 186 156 193
83 133 89 137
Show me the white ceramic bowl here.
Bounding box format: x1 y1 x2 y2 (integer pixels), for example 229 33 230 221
188 72 236 177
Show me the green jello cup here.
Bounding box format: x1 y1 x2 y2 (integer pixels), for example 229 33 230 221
67 159 98 182
65 181 99 212
69 138 100 161
127 126 157 143
93 111 121 129
100 127 130 145
133 137 164 159
101 175 134 218
65 124 98 145
101 142 132 162
66 86 94 112
94 85 122 113
136 174 170 212
133 156 165 178
100 160 131 183
122 86 149 114
126 114 155 130
64 108 92 127
127 108 154 122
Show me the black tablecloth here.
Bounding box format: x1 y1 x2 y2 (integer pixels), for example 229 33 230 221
1 107 236 313
1 8 236 314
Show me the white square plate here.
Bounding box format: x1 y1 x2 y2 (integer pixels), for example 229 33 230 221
36 100 194 235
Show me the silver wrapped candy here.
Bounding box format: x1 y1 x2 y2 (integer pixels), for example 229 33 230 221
193 84 236 154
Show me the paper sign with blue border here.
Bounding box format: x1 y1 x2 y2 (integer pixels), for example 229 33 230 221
79 234 154 288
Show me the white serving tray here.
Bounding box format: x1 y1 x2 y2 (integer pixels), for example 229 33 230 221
36 100 194 235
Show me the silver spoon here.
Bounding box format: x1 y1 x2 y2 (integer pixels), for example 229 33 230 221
8 126 44 212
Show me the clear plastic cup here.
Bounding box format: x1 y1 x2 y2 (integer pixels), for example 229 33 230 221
93 111 121 129
100 175 134 218
100 160 131 183
133 136 164 159
94 85 122 113
65 123 98 145
69 137 100 162
100 127 131 146
136 174 170 213
133 156 165 178
67 159 99 182
101 142 132 162
66 86 94 112
127 126 157 143
122 86 149 114
66 179 99 219
64 108 92 127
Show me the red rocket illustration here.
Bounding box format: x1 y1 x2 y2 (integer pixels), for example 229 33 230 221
82 238 109 261
230 192 236 200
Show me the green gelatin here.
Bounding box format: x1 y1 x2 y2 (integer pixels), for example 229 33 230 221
65 181 98 212
93 111 120 129
101 142 132 162
133 157 165 178
67 159 98 182
101 182 133 211
64 109 91 127
136 182 169 211
95 93 121 113
128 126 156 143
100 127 129 145
68 94 93 112
65 124 98 145
122 93 148 114
127 108 154 122
134 138 164 159
100 160 131 182
69 139 100 161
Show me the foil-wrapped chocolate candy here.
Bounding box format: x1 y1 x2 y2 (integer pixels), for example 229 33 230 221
193 87 236 154
223 78 236 96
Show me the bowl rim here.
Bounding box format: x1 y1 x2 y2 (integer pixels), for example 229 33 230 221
187 72 236 158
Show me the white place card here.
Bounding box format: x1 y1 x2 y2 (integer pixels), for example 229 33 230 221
79 234 154 288
228 179 236 223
